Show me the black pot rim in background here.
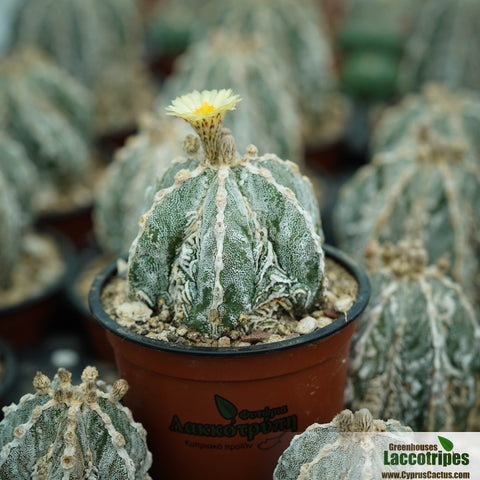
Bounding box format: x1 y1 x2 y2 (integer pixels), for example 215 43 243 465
89 244 370 358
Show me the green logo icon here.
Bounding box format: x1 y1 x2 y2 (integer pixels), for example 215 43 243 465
438 436 454 452
214 395 238 423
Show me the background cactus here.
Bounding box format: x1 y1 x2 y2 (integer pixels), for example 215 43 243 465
94 114 187 257
399 0 480 93
127 89 325 337
347 240 480 431
0 48 94 214
273 408 413 480
158 30 304 165
0 169 23 289
0 133 37 228
10 0 154 134
333 127 480 305
371 83 480 158
0 366 152 479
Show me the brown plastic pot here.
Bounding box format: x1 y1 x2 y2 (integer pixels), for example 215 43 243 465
89 244 370 480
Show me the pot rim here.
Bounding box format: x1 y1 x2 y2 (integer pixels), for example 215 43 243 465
88 244 370 358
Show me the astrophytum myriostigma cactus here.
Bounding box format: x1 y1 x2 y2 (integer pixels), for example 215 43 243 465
273 408 413 480
0 366 152 479
371 83 480 158
127 89 325 337
94 113 187 257
0 169 23 289
0 132 37 228
0 48 93 212
399 0 480 92
334 126 480 305
347 240 480 431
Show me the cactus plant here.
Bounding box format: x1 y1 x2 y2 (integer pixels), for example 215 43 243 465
158 30 304 164
347 240 480 431
399 0 480 93
10 0 154 134
273 408 413 480
128 89 325 338
0 48 94 213
0 169 23 290
94 113 187 257
0 366 152 479
334 126 480 305
371 83 480 158
0 132 37 228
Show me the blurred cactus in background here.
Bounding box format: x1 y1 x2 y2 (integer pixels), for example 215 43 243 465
94 114 187 257
0 48 94 215
10 0 155 135
334 127 480 305
400 0 480 93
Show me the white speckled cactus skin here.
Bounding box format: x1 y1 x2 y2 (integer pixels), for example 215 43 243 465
0 367 152 480
0 49 92 193
274 408 413 480
372 83 480 158
334 127 480 305
0 170 22 289
128 90 325 337
399 0 480 92
158 30 304 165
347 241 480 431
94 114 187 257
0 132 37 229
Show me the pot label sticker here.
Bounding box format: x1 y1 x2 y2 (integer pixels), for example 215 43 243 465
169 394 298 449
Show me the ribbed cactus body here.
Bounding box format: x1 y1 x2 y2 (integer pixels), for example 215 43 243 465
128 149 324 336
215 0 338 135
274 408 413 480
159 31 304 164
334 129 480 304
400 0 480 92
11 0 153 133
372 84 480 157
11 0 141 86
347 241 480 431
0 133 37 228
0 49 92 197
0 367 152 479
0 170 22 289
94 115 186 257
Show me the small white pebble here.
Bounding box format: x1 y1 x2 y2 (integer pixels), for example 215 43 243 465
116 301 152 320
177 327 188 337
316 317 332 328
218 336 231 347
265 334 283 344
334 296 354 312
296 316 317 334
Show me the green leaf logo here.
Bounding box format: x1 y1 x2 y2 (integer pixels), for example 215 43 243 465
214 395 238 422
438 436 454 452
